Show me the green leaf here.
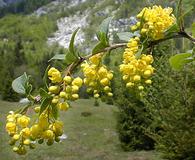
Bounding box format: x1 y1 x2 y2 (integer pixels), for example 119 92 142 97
164 24 179 36
39 98 51 115
92 41 108 55
26 84 32 95
39 88 51 98
176 0 182 21
69 28 80 56
117 32 135 42
12 72 28 94
43 65 50 89
135 45 144 59
65 51 78 64
192 23 195 37
178 6 194 23
169 53 193 70
48 54 65 62
96 17 112 43
51 104 58 119
99 17 112 36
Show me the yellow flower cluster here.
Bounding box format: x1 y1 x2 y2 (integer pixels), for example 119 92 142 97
120 37 154 91
5 109 64 155
6 67 83 155
48 67 83 111
131 6 175 40
30 111 63 145
6 112 33 155
81 54 113 98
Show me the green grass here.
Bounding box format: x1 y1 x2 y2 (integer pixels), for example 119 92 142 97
0 99 163 160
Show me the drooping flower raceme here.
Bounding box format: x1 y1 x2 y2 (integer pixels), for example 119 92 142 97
5 67 83 155
120 37 154 92
81 54 113 98
131 5 176 40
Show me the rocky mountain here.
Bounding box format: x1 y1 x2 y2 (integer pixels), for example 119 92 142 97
0 0 6 7
41 0 133 49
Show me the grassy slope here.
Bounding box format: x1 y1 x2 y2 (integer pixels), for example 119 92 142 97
0 99 163 160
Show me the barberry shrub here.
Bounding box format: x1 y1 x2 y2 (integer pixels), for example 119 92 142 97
4 2 195 157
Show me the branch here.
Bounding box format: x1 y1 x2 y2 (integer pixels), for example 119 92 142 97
85 43 127 59
66 31 194 75
149 31 195 47
67 43 127 73
177 0 184 31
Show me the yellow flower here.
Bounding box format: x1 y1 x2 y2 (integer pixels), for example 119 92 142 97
38 113 49 130
98 67 108 77
104 86 111 92
30 124 41 138
145 79 152 84
52 121 63 136
48 86 60 94
131 25 137 31
72 77 83 87
59 91 67 98
100 78 109 86
107 92 113 97
133 75 141 82
7 114 16 122
52 98 59 104
126 82 134 88
138 86 144 90
58 102 69 111
107 72 113 80
143 70 152 77
17 115 30 128
34 106 40 113
72 94 79 100
63 76 72 84
89 54 102 65
13 134 20 141
94 93 100 98
21 127 31 138
6 122 16 135
48 67 62 83
71 85 79 93
23 139 31 145
42 130 54 139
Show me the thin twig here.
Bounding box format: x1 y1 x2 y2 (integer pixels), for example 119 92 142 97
67 43 127 74
67 31 195 74
149 31 195 47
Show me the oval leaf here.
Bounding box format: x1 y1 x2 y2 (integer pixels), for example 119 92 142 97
97 17 112 42
92 41 107 55
39 98 51 115
12 72 28 94
117 32 135 42
51 104 58 119
169 53 193 70
49 54 65 62
39 88 51 98
69 27 80 56
65 51 78 64
99 17 112 36
164 24 179 36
